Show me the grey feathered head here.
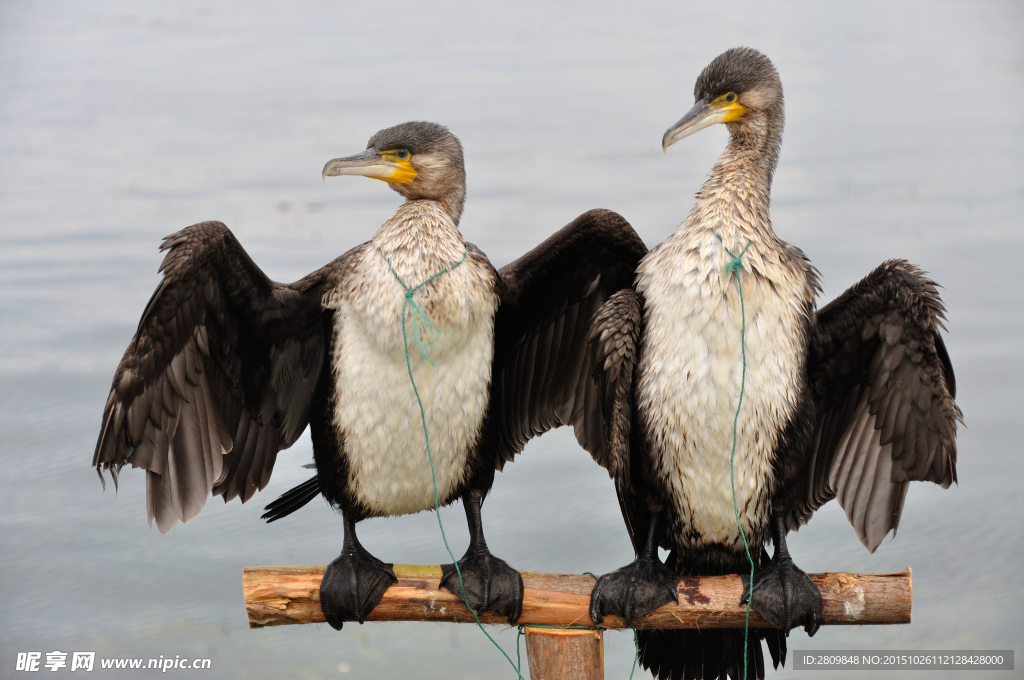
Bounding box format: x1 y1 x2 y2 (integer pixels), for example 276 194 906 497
323 121 467 221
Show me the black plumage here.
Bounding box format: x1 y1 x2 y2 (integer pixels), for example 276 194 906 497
94 224 329 531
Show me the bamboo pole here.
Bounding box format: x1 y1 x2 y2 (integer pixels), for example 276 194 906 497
242 564 911 630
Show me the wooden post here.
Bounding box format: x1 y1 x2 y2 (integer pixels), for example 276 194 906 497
525 627 603 680
242 564 911 629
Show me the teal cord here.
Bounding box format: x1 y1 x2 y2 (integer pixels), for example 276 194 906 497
386 249 641 680
516 626 524 677
385 248 524 680
715 233 755 680
628 623 639 680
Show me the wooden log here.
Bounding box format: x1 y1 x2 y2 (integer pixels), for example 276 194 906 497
525 627 603 680
243 564 911 630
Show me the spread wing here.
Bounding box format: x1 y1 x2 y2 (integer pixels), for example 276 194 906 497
486 209 648 466
786 259 962 551
93 221 337 533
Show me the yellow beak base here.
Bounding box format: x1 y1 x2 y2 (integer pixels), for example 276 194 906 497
322 150 416 184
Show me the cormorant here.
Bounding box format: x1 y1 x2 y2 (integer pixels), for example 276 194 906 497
585 49 961 679
93 121 647 630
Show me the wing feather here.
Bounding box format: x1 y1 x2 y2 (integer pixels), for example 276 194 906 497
790 260 962 550
578 288 642 487
487 209 647 467
93 221 338 532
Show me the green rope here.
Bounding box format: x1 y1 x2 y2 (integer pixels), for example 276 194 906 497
385 249 641 680
715 233 755 680
385 247 524 680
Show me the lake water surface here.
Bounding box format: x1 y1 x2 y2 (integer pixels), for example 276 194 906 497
1 2 1022 678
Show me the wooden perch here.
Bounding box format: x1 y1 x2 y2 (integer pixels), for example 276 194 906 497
243 564 911 629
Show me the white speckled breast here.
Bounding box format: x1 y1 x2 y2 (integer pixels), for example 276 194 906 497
324 201 498 517
636 178 813 551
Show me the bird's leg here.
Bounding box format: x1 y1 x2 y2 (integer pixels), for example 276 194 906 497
439 492 524 624
319 512 397 631
741 512 823 636
589 511 680 624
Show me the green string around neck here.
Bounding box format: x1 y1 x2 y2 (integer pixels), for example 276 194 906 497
715 232 755 680
385 247 525 680
387 248 469 365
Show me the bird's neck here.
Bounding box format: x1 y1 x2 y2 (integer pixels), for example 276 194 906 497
373 200 466 268
682 116 782 246
397 185 465 225
725 111 783 186
436 186 466 225
390 174 466 224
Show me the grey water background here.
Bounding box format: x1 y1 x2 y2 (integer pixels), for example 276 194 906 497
1 1 1021 678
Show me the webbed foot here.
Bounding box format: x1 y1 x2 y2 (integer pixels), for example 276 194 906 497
440 550 524 624
590 556 679 624
320 517 397 630
741 514 823 636
590 511 679 624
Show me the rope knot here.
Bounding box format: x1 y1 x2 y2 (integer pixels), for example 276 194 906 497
715 232 753 280
385 247 468 365
723 256 744 277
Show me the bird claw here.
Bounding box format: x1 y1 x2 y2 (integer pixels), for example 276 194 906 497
319 548 397 630
589 557 680 625
440 550 523 624
741 556 823 636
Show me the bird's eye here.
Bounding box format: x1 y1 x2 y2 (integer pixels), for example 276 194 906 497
725 92 737 103
396 149 411 160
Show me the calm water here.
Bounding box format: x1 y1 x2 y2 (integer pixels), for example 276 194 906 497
1 2 1022 678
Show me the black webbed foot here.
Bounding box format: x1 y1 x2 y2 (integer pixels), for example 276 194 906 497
320 516 397 630
590 555 679 624
741 557 822 636
741 514 823 636
440 550 524 624
439 493 523 624
589 511 679 624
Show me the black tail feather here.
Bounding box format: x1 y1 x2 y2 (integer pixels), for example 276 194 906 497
638 628 785 680
261 474 321 522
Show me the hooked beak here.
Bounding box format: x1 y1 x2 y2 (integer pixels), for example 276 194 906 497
662 97 745 151
321 148 416 184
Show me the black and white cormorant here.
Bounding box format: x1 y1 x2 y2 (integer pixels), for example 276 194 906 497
584 49 961 679
93 121 647 630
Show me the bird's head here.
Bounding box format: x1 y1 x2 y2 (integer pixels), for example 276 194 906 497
322 121 467 219
662 47 783 151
